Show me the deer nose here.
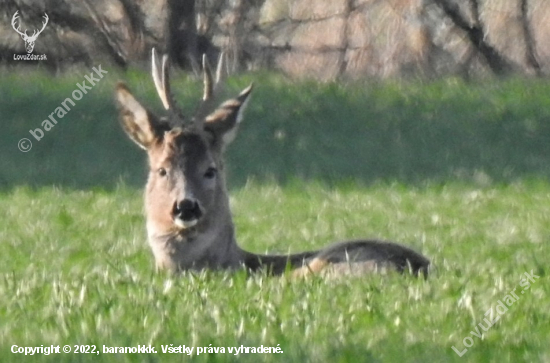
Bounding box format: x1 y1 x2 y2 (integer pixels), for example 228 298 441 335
173 199 202 222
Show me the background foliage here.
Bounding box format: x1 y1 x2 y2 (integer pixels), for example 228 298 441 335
0 68 549 361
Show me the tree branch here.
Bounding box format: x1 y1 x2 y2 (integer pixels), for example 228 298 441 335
520 0 542 76
433 0 513 76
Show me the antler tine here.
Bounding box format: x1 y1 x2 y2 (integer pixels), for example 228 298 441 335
151 48 170 110
161 54 171 107
194 52 226 124
202 51 226 101
215 51 225 84
202 54 213 101
151 48 184 119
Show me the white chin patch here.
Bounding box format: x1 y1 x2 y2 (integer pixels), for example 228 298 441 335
174 218 198 229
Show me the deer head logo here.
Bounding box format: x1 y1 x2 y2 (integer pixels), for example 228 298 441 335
11 11 49 54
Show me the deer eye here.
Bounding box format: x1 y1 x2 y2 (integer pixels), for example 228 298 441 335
204 167 217 179
157 168 167 177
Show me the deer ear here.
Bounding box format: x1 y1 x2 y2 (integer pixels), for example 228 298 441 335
115 82 164 150
203 84 253 149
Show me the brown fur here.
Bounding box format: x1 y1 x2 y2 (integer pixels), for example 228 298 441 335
115 51 430 277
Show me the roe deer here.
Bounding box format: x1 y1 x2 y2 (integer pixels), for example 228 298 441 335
115 49 430 277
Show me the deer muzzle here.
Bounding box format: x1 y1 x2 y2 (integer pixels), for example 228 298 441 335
172 199 203 228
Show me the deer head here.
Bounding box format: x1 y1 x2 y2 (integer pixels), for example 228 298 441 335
115 49 252 269
11 11 49 53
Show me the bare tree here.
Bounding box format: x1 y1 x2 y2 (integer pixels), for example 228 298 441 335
432 0 514 75
519 0 542 76
167 0 201 72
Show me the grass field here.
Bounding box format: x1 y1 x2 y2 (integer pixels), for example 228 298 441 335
1 65 549 362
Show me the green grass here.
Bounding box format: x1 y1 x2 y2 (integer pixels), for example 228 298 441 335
2 69 550 188
0 67 549 362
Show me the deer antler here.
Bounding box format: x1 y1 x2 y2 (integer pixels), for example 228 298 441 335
194 52 226 124
150 49 226 125
151 48 183 117
151 48 171 110
11 11 28 38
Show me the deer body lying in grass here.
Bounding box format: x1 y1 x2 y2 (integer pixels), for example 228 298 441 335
115 49 430 277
